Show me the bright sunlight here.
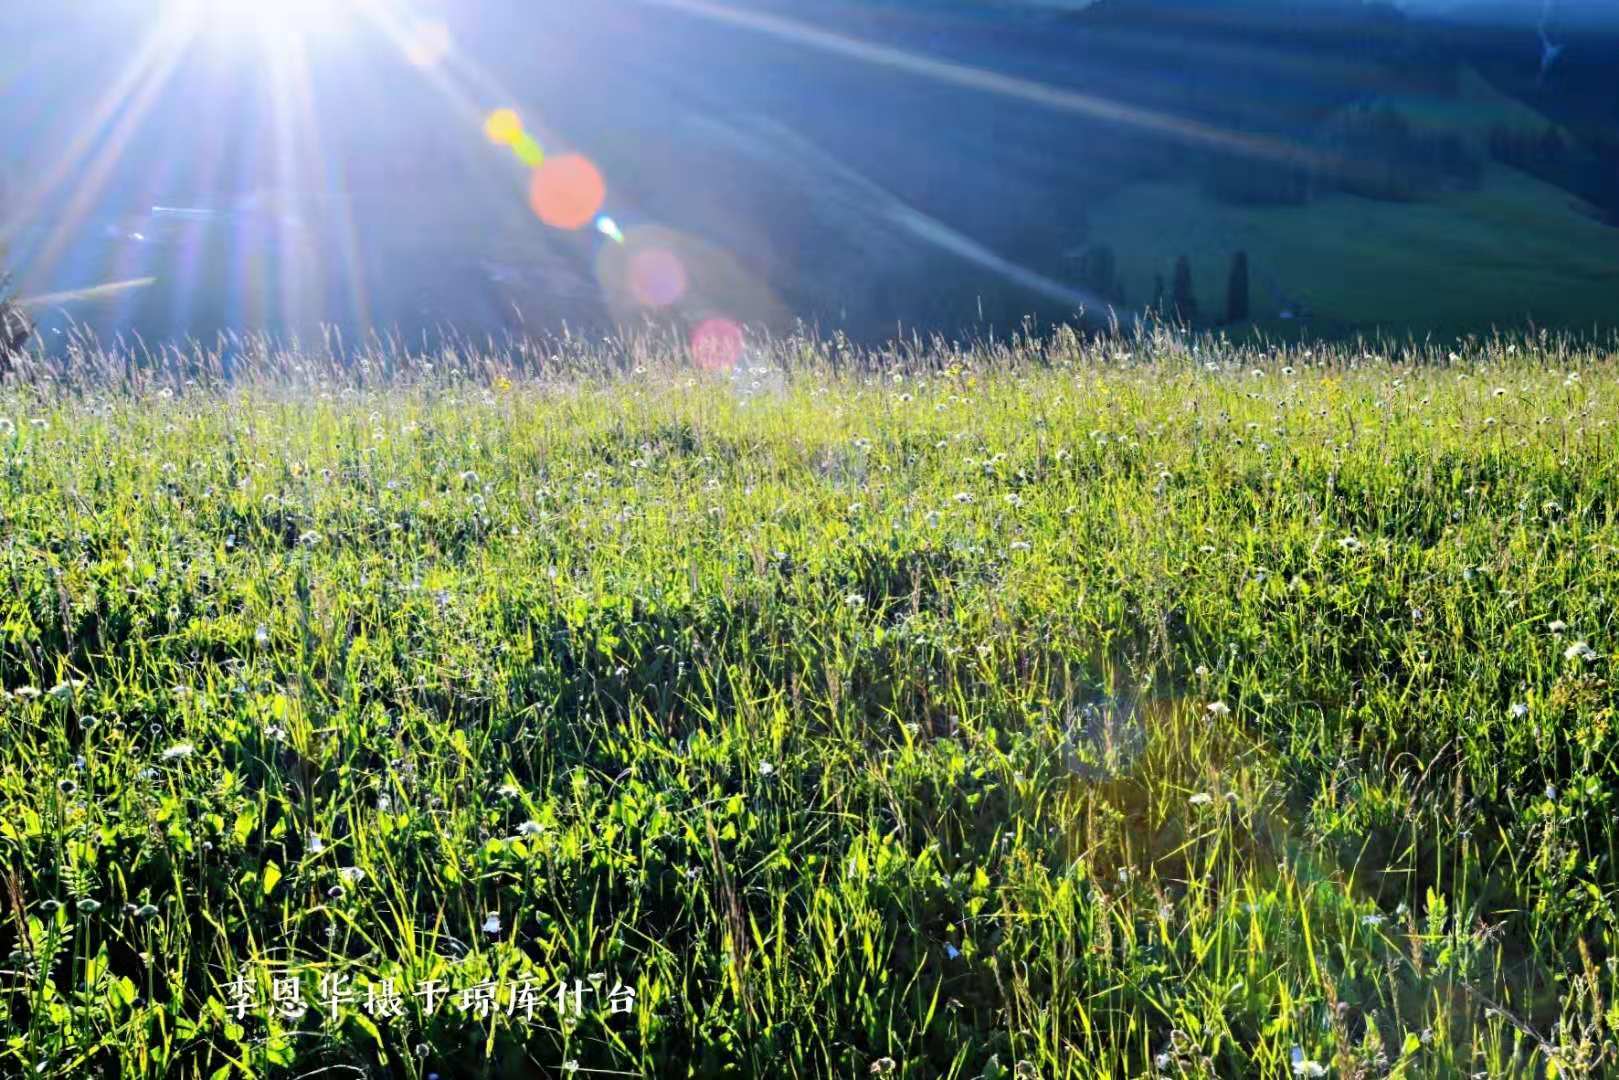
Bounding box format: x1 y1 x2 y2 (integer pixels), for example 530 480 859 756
164 0 359 51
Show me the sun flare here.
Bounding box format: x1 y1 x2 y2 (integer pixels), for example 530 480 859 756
166 0 357 51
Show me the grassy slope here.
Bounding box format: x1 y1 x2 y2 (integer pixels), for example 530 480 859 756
1088 166 1618 336
1 333 1617 1077
1083 68 1619 338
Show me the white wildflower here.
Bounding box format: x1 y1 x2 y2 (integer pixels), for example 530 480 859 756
48 679 85 700
1564 641 1598 662
1290 1047 1327 1077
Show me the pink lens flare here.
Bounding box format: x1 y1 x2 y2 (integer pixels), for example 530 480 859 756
690 317 745 371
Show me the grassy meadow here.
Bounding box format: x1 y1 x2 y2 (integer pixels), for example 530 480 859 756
0 328 1617 1077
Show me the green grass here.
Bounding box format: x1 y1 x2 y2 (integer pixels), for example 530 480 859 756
1 327 1617 1077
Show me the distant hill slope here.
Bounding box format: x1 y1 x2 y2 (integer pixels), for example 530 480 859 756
1085 163 1617 336
1076 55 1614 336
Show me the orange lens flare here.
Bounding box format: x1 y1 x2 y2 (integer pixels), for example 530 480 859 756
528 154 606 231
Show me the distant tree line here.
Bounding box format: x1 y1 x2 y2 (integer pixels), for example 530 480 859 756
1324 106 1482 201
1490 123 1619 225
1489 124 1569 175
1074 248 1254 329
1198 113 1618 222
1200 104 1483 207
1164 251 1250 326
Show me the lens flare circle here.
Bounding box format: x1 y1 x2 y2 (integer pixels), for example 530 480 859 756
690 317 745 372
484 109 523 147
528 154 607 232
629 249 688 308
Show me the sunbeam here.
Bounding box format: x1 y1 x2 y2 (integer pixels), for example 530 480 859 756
166 0 358 52
633 0 1332 171
18 11 198 299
